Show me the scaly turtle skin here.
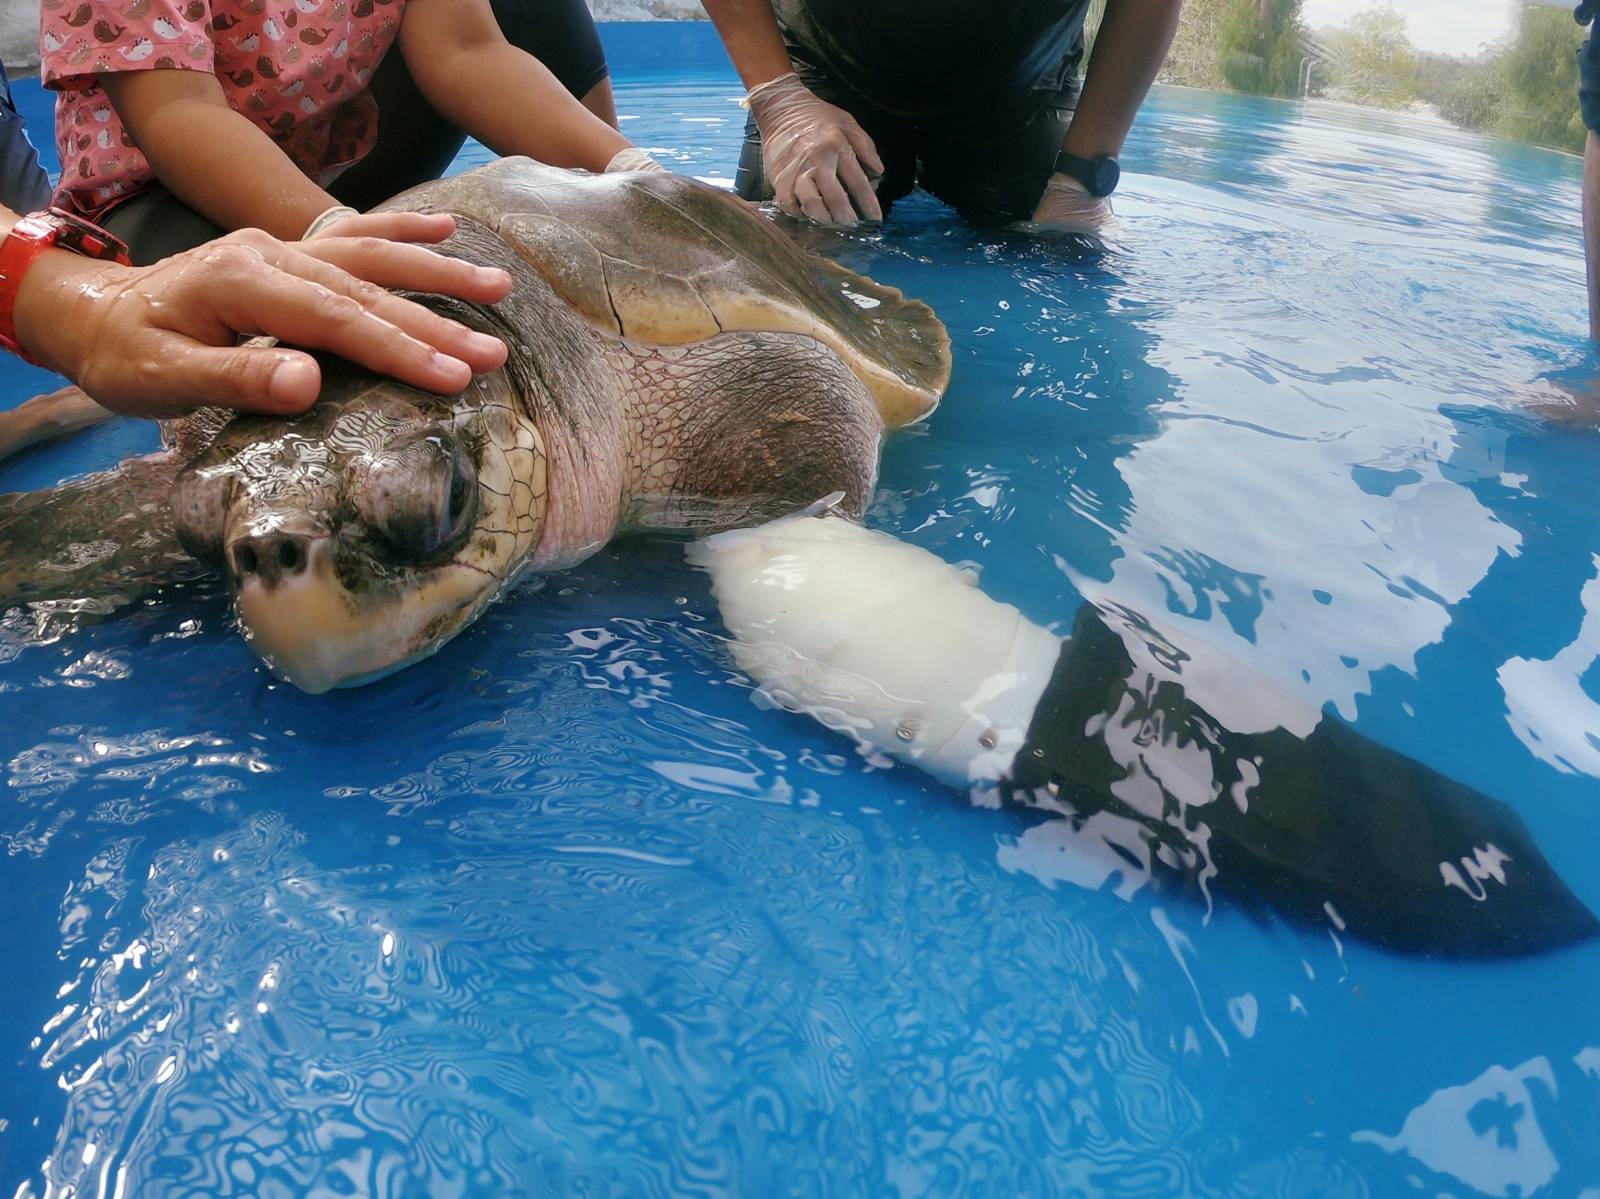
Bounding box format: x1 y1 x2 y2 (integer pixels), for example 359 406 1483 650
0 159 952 691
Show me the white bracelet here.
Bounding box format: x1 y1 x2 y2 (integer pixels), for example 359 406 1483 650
302 204 360 240
604 147 667 174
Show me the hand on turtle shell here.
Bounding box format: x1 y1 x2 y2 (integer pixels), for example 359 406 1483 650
1029 173 1116 236
13 226 513 421
304 208 464 244
746 72 884 225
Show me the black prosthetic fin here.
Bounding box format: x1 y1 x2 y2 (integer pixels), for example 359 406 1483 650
1003 605 1598 959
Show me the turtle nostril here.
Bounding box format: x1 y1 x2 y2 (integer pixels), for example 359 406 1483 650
229 533 313 587
275 538 303 574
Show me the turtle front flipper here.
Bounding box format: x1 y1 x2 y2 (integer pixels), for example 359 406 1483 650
0 454 202 617
614 330 886 534
0 387 115 462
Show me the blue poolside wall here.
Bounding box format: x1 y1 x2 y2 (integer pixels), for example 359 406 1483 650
600 20 731 74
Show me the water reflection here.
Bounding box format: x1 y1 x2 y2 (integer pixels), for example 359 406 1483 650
4 81 1600 1199
1500 558 1600 777
1354 1050 1600 1197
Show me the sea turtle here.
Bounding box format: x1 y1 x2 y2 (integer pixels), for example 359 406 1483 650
0 157 951 692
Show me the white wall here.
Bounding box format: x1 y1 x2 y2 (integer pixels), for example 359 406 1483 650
1 1 40 75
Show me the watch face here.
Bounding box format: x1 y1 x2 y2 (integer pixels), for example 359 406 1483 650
1090 157 1120 198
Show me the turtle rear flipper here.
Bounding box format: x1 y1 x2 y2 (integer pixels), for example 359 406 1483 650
0 454 202 616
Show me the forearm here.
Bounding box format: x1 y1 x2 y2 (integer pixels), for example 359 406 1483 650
1586 132 1600 340
108 89 335 239
1064 0 1182 158
700 0 794 90
4 208 124 376
410 43 627 171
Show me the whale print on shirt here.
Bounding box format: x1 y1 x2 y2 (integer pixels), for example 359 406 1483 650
41 0 404 219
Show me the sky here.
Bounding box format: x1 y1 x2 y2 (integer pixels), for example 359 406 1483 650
1300 0 1548 59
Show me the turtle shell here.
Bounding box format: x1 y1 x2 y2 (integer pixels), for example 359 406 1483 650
381 157 952 429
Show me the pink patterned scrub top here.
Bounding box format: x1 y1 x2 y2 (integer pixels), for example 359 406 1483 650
41 0 406 220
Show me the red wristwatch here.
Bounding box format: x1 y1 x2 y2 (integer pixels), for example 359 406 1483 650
0 207 132 367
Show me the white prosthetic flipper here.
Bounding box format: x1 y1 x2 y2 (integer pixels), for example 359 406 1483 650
688 503 1600 959
686 505 1061 790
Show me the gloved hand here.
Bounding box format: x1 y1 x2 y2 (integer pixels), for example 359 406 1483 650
746 72 884 225
605 147 668 174
1029 173 1115 236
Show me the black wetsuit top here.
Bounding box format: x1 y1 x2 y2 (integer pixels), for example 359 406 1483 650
735 0 1091 222
773 0 1091 120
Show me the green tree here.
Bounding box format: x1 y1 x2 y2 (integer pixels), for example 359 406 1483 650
1414 51 1504 134
1433 63 1504 134
1325 6 1420 109
1217 0 1306 96
1160 0 1230 90
1499 3 1584 152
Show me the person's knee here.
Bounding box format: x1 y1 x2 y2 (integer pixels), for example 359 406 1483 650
920 91 1075 225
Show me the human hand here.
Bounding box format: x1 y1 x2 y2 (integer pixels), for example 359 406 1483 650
746 72 884 225
605 147 668 174
1029 173 1116 236
304 205 463 244
13 226 513 420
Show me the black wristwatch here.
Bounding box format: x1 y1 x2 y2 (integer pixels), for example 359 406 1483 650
1053 151 1120 198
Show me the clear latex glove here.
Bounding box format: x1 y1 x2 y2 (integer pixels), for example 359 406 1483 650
303 204 361 239
1029 173 1116 235
746 72 884 225
605 147 668 173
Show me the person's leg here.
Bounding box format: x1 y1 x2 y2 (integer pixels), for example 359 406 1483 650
915 79 1078 226
1587 135 1600 343
100 186 225 266
332 0 614 212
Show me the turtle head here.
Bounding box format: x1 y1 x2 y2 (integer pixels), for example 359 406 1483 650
171 368 546 693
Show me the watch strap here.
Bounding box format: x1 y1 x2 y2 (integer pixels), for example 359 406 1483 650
1052 150 1120 198
0 208 131 367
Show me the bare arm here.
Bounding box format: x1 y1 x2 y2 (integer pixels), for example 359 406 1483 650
699 0 795 90
700 0 882 223
400 0 629 172
1063 0 1183 158
101 69 337 240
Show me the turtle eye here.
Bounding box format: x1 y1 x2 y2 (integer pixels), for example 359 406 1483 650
171 465 235 567
353 430 478 565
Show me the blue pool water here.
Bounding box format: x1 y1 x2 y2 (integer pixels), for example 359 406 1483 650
5 32 1600 1197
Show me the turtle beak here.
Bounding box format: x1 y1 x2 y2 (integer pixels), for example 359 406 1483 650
230 532 356 694
229 528 492 694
